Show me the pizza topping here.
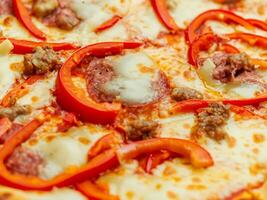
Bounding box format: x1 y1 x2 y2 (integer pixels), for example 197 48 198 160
41 1 80 30
0 123 23 144
213 0 241 4
192 103 229 141
212 52 255 83
0 105 32 121
171 87 203 101
24 46 61 75
125 119 159 141
54 7 80 30
32 0 59 17
0 0 13 15
5 147 43 176
84 57 116 103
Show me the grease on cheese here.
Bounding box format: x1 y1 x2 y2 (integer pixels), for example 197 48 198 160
98 112 267 200
198 58 266 99
0 187 86 200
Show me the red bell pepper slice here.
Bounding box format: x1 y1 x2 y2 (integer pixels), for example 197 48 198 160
145 151 172 173
13 0 46 40
0 38 78 54
1 75 43 107
88 133 119 158
118 138 214 168
226 32 267 49
76 180 119 200
247 18 267 32
55 41 142 124
185 9 254 44
188 33 221 66
0 118 12 138
217 43 240 54
172 99 267 114
150 0 180 32
95 15 122 33
0 118 119 190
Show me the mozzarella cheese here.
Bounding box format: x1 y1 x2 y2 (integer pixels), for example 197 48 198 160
0 187 86 200
103 51 160 105
25 120 113 179
16 73 56 109
98 112 267 200
0 54 22 100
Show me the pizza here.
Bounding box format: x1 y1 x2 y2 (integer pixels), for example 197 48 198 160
0 0 267 199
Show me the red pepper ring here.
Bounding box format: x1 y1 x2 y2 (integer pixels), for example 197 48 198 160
76 180 119 200
13 0 46 40
188 33 221 66
95 15 122 33
225 32 267 49
150 0 180 32
118 138 214 168
185 9 254 44
247 18 267 32
0 38 78 54
55 41 142 124
0 118 119 190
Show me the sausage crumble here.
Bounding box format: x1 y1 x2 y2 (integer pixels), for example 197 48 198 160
24 46 61 75
0 105 32 121
171 87 203 101
192 103 230 141
212 52 255 83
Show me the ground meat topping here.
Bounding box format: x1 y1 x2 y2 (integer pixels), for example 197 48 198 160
171 87 203 101
84 57 116 103
24 46 61 75
5 147 43 176
212 52 255 83
32 0 59 17
0 105 32 121
125 119 159 141
192 103 230 141
40 1 80 30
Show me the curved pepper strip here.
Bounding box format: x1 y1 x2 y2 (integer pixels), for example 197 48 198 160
185 9 254 44
172 99 267 113
95 15 122 33
1 75 43 107
188 33 221 66
247 18 267 32
0 38 78 54
118 138 214 168
13 0 46 40
0 119 119 190
88 133 118 158
226 32 267 49
76 180 119 200
56 41 142 124
150 0 180 32
217 43 240 54
145 151 172 173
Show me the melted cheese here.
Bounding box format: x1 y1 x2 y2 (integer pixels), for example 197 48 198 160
25 120 113 179
16 73 56 109
104 51 159 104
0 54 22 99
98 112 267 200
0 187 86 200
198 58 266 99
